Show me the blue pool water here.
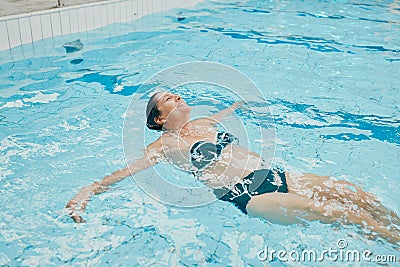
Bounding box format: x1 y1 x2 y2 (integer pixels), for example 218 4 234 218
1 0 399 265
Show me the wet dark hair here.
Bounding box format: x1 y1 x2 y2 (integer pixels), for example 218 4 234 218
146 92 163 131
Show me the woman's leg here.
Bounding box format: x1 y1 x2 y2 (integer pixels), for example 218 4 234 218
246 192 336 225
247 172 400 244
297 172 400 243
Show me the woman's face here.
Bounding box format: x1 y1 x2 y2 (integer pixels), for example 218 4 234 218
154 92 191 126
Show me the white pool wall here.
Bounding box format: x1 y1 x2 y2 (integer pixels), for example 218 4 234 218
0 0 202 52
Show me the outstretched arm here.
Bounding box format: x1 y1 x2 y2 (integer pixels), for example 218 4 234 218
66 140 162 223
209 101 243 123
194 101 243 126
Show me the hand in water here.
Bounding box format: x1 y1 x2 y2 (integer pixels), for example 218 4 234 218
231 101 245 110
66 200 86 223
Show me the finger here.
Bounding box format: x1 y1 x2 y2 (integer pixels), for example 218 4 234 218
66 199 77 209
71 214 86 223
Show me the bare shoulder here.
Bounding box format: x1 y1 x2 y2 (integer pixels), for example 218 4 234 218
146 133 177 152
146 136 163 154
140 137 164 164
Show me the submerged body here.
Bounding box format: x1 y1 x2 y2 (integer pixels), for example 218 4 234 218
156 120 400 244
67 92 400 245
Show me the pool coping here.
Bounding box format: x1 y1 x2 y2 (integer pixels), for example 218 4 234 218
0 0 202 52
0 0 127 22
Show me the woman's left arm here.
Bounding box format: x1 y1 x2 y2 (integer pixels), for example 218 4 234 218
195 101 243 126
210 101 243 122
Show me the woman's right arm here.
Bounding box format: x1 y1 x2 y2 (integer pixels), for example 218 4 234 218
66 140 162 223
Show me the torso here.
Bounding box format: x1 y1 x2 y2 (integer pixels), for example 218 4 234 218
157 123 264 189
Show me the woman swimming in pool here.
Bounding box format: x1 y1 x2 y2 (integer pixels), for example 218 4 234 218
67 92 400 244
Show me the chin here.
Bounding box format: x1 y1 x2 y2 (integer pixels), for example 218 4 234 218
181 103 191 112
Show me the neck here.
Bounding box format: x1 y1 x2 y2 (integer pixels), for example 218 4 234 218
163 121 192 136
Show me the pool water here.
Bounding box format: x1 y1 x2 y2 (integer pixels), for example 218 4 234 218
0 0 399 265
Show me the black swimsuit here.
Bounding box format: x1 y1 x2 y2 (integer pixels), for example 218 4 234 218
213 169 289 214
189 132 289 214
190 132 238 174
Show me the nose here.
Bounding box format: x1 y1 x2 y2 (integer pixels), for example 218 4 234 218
176 95 181 101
